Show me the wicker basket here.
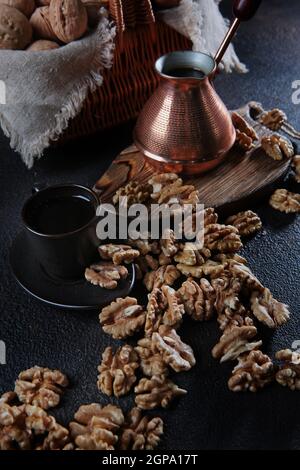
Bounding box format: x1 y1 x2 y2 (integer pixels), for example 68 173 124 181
61 0 191 141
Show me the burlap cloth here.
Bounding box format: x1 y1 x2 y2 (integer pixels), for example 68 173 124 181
0 2 245 168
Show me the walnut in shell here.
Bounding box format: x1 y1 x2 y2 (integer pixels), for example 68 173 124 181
276 349 300 391
231 111 258 151
135 337 168 377
261 134 294 161
99 297 146 339
49 0 88 44
225 211 262 237
27 39 59 51
228 350 275 392
30 6 57 41
178 277 215 321
0 4 32 49
85 262 128 289
69 404 124 450
269 188 300 213
99 243 140 265
204 223 243 253
14 366 68 410
134 375 187 410
152 325 196 372
97 345 139 397
212 326 262 363
259 108 287 131
119 407 163 450
81 0 102 26
250 288 290 328
0 0 35 17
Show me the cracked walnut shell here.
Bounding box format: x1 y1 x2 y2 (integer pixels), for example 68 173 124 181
99 244 140 265
269 188 300 213
178 278 215 321
228 350 275 392
135 337 168 377
85 262 128 289
119 407 163 450
97 345 139 398
49 0 88 44
212 326 262 363
225 211 262 237
69 404 124 450
250 288 290 328
276 349 300 391
152 325 196 373
14 366 68 410
261 134 294 161
134 375 187 410
99 297 146 339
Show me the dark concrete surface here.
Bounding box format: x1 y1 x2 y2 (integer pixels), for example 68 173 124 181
0 0 299 450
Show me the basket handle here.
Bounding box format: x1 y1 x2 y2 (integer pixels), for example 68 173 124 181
106 0 155 32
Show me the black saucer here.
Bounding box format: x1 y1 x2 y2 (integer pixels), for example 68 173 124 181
10 232 135 310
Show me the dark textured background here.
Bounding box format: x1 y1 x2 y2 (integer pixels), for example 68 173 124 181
0 0 299 450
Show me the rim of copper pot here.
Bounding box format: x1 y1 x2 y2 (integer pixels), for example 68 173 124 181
155 50 217 82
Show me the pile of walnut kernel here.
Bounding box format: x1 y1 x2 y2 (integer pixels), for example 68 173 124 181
94 174 298 417
1 172 299 450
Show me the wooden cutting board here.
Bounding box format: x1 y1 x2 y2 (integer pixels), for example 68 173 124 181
94 103 292 215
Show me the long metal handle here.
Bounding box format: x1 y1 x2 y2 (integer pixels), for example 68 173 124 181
215 0 263 66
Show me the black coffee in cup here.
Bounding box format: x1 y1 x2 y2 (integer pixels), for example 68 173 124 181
22 184 100 279
27 195 95 236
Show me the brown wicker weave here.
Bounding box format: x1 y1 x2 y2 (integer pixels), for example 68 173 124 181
61 1 191 141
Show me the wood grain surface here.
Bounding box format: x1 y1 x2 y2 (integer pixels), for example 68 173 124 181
94 103 291 214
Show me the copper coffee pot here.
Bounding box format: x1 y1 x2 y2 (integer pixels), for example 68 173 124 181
134 0 262 175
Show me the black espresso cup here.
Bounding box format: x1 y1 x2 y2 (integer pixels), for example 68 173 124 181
22 184 100 280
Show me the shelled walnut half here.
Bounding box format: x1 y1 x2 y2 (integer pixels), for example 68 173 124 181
14 366 68 410
261 134 294 161
231 111 258 151
99 297 146 339
228 350 275 392
119 407 163 450
85 262 128 289
135 337 168 377
212 326 262 363
97 345 139 398
275 349 300 391
177 277 215 321
99 244 140 265
250 288 290 328
69 404 124 450
225 211 262 237
134 375 187 410
152 325 196 373
269 189 300 213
